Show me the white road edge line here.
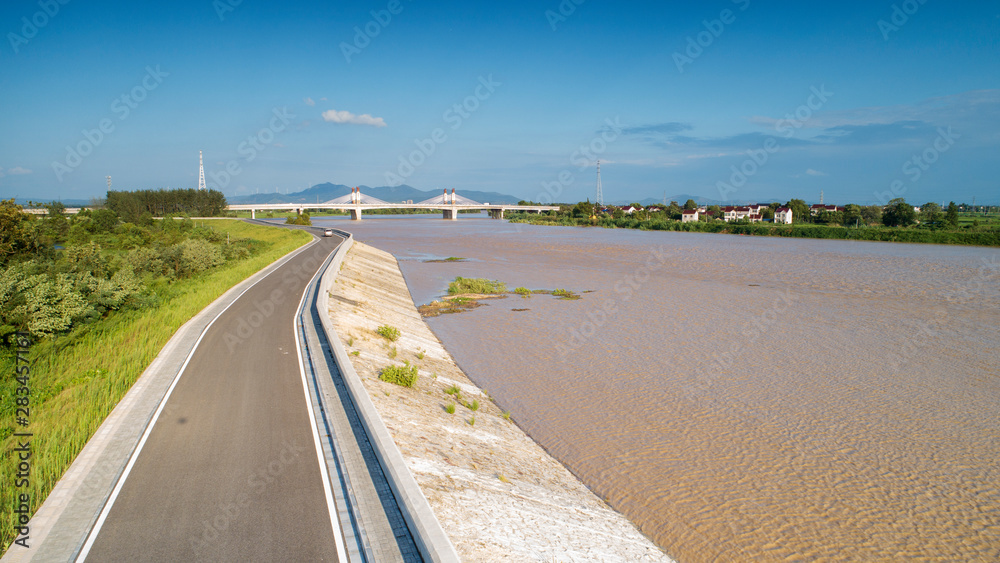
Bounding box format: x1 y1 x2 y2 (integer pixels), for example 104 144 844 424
294 236 349 563
75 236 323 562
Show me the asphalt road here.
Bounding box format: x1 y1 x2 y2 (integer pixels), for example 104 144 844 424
83 231 345 562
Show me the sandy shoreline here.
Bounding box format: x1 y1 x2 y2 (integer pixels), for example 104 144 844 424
327 241 674 562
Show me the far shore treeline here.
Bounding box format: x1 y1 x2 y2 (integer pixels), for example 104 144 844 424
508 198 1000 247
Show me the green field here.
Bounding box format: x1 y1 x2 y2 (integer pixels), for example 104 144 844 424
0 220 310 550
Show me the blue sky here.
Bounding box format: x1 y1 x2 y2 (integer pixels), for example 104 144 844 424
1 0 997 205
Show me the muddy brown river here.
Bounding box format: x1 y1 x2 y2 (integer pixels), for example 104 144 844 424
316 215 1000 562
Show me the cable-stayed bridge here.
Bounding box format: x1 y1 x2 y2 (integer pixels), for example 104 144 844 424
228 187 558 220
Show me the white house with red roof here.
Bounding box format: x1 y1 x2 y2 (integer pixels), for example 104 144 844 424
681 209 699 222
774 207 793 224
809 204 842 216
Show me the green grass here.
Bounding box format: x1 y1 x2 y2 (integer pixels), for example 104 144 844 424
467 399 480 411
0 220 311 549
375 325 400 341
445 403 456 414
387 346 397 359
552 288 581 300
379 364 418 388
447 277 507 295
445 256 464 261
514 287 531 297
502 410 511 421
445 384 461 396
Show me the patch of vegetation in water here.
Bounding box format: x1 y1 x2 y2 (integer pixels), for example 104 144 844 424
424 256 467 263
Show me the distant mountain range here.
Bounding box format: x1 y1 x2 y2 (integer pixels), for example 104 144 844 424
227 183 523 205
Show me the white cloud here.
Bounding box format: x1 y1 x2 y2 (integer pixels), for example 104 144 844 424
322 109 386 127
806 168 826 176
304 97 315 106
8 167 31 175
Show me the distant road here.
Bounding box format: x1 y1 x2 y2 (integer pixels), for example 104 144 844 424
80 233 346 561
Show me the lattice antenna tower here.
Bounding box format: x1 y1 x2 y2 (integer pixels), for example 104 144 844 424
106 176 111 190
198 150 206 191
595 160 603 206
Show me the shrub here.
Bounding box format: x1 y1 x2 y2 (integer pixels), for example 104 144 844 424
379 364 418 387
170 238 225 277
445 403 456 414
285 212 312 226
376 325 400 341
448 277 507 295
514 287 531 297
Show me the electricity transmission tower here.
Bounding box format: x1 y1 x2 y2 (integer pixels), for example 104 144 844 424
198 150 206 191
595 160 603 206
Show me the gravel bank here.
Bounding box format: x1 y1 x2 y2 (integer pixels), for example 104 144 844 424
327 241 673 562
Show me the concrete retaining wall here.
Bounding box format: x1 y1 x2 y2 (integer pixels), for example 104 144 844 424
316 229 460 563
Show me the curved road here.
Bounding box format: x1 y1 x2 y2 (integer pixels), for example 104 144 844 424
80 233 345 561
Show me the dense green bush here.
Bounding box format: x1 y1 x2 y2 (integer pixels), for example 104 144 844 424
379 364 418 387
285 212 312 226
0 200 268 343
376 324 400 341
448 277 507 294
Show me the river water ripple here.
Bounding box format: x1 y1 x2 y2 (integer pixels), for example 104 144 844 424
318 215 1000 562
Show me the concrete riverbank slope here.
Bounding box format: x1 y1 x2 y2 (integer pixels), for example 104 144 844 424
327 242 673 562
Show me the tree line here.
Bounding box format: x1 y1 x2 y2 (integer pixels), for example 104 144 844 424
106 188 227 223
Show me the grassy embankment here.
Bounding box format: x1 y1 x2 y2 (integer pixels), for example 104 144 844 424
0 220 310 550
507 213 1000 246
